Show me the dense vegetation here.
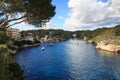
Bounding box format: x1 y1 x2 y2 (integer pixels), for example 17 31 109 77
0 30 10 44
0 30 25 80
0 50 24 80
21 29 74 40
91 25 120 45
21 25 120 46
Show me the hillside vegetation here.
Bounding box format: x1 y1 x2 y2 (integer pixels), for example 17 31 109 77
21 25 120 46
90 25 120 46
0 30 25 80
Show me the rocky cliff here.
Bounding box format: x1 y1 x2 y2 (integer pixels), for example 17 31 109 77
96 41 120 53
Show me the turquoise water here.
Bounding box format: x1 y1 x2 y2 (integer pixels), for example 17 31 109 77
14 40 120 80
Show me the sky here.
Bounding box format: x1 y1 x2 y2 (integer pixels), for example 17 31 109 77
12 0 120 31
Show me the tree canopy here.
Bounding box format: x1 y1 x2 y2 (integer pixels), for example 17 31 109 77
0 0 56 29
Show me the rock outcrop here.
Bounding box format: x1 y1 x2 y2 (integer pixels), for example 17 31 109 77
8 49 17 54
96 41 120 53
87 40 96 45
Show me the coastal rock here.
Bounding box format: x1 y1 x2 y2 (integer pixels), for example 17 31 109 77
96 41 120 53
87 40 96 45
8 49 16 54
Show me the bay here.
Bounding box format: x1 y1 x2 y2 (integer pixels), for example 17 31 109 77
14 40 120 80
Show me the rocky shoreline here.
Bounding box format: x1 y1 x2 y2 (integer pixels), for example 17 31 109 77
8 38 66 55
87 40 120 53
96 41 120 53
9 39 120 54
8 43 40 54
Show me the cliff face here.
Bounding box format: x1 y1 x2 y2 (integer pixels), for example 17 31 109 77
96 41 120 52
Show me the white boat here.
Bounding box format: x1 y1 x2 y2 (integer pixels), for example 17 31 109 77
49 43 53 46
41 47 45 51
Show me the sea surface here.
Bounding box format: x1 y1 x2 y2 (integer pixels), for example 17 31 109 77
14 40 120 80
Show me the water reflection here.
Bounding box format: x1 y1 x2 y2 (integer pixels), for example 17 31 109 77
97 50 119 57
97 49 120 79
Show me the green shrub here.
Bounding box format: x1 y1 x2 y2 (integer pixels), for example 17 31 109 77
21 40 34 45
0 44 7 51
14 41 23 47
8 63 25 80
0 40 6 44
7 45 17 50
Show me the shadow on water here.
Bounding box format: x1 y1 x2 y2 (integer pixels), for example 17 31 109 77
14 40 120 80
97 49 119 57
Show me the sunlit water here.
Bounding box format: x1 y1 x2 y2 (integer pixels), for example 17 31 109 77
14 40 120 80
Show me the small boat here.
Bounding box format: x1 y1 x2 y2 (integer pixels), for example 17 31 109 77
27 70 30 73
49 43 53 46
41 47 45 51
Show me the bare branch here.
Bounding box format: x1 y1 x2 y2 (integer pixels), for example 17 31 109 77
8 20 26 27
0 20 7 27
8 15 26 22
0 14 9 27
0 14 26 28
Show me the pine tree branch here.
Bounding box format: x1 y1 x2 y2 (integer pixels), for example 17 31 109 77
8 19 26 27
0 14 9 27
0 14 26 28
8 15 26 22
